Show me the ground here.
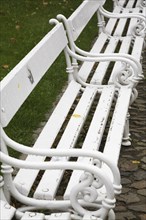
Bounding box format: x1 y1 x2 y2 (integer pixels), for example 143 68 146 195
115 49 146 219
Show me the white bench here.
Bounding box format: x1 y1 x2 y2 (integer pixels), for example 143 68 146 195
56 0 145 86
0 4 144 220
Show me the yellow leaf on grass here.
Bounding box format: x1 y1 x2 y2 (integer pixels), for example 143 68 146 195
2 64 9 69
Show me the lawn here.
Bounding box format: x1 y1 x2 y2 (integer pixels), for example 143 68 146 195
0 0 102 154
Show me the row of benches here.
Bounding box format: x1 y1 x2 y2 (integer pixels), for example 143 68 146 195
0 0 145 219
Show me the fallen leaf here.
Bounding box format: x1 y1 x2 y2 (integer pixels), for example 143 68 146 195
72 114 82 118
2 64 9 69
43 1 48 5
10 37 16 43
15 25 20 30
31 12 36 16
132 160 140 164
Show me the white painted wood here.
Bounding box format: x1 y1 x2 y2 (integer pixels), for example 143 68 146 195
109 35 143 84
78 32 108 82
0 200 16 220
90 36 119 84
108 36 132 84
131 36 144 60
105 6 122 35
127 8 142 35
14 81 81 196
1 0 145 218
34 86 97 200
126 0 136 7
68 0 105 41
117 0 135 7
101 88 132 184
105 89 131 154
0 23 68 127
114 8 130 36
64 86 115 199
47 213 71 220
104 2 144 37
21 212 45 220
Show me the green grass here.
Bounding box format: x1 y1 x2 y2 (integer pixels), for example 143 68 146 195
0 0 99 153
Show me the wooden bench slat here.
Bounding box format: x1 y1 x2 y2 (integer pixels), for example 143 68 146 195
0 200 16 220
131 36 144 60
91 87 132 196
105 6 121 35
126 0 137 7
108 36 132 84
14 81 81 196
109 36 144 84
90 37 119 84
114 8 130 36
78 32 108 82
101 88 132 184
21 212 45 220
127 8 142 35
117 0 136 7
64 86 115 199
34 86 97 200
47 213 71 220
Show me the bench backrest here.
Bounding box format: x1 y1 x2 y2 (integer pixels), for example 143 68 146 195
0 23 68 127
68 0 105 41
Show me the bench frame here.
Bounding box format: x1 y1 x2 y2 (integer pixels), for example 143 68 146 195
0 1 145 220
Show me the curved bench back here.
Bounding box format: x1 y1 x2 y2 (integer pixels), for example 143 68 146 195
0 23 68 127
68 0 105 41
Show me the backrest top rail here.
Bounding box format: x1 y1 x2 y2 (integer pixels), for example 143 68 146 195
0 23 68 127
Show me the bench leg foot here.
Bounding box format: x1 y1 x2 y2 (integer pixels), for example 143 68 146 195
122 112 131 146
108 209 115 220
122 140 131 146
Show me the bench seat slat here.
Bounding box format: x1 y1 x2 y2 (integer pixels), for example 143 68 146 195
117 0 135 7
21 212 45 220
78 32 108 82
109 36 144 84
108 36 132 84
0 201 16 220
90 37 119 84
131 36 144 60
127 8 142 35
114 8 131 36
34 86 97 200
64 86 115 199
100 88 132 186
105 6 121 35
126 0 137 7
14 81 81 196
47 213 71 220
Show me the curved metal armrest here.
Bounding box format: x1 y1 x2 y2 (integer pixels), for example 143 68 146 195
1 127 120 189
67 46 142 74
72 42 142 74
66 46 143 88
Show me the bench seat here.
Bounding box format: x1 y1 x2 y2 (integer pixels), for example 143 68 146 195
13 84 130 203
0 200 16 220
